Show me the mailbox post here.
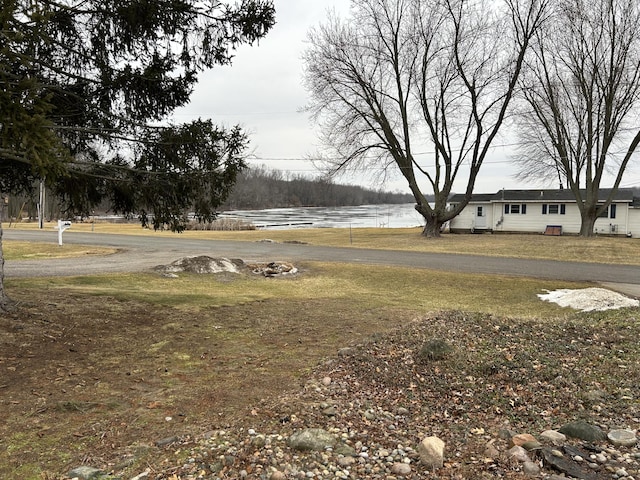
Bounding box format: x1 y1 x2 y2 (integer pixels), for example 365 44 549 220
57 220 72 246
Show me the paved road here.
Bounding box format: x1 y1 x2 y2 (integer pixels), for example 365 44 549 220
4 229 640 298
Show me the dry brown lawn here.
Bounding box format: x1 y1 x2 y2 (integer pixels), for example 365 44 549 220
1 226 639 478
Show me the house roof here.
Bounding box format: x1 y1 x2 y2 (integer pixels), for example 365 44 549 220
449 188 639 204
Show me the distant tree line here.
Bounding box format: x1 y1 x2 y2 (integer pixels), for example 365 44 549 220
221 166 416 210
2 166 416 222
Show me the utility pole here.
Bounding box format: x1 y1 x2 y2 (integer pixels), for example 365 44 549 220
38 179 45 229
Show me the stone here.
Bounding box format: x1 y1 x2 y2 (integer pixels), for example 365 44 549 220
521 440 542 451
67 466 105 480
615 467 629 477
540 430 567 445
337 347 356 357
321 376 332 386
322 406 337 417
270 471 287 480
417 436 445 468
523 460 540 475
608 429 638 447
333 443 357 457
484 441 500 459
337 456 356 467
130 471 150 480
499 428 516 440
507 446 530 463
288 428 337 451
595 453 608 463
391 462 412 476
558 421 607 442
510 433 537 448
542 447 600 480
155 436 179 447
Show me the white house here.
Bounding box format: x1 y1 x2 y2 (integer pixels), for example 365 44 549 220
448 188 640 237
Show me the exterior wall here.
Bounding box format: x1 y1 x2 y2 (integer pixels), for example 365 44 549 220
449 202 493 232
628 208 640 238
450 200 639 236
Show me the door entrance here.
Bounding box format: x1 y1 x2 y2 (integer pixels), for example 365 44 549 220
475 205 487 229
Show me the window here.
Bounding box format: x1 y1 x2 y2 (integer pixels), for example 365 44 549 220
597 205 608 218
505 203 527 214
597 204 617 218
477 206 484 217
542 204 566 215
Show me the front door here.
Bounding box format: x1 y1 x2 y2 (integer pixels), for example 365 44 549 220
475 205 487 229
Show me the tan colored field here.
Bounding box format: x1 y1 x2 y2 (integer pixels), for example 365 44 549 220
6 220 640 265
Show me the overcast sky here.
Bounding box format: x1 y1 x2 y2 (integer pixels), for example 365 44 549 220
173 0 640 195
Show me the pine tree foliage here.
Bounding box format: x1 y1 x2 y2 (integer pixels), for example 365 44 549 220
0 0 275 224
0 0 274 309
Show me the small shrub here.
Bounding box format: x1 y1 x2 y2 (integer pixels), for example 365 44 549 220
186 218 256 231
416 339 454 362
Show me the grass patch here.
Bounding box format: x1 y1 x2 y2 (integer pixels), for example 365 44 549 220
3 241 116 260
7 222 640 264
7 262 586 317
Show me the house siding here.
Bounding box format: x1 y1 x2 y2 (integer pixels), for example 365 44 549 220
629 208 640 237
449 189 640 237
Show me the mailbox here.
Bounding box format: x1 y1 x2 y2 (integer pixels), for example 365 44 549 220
57 220 72 245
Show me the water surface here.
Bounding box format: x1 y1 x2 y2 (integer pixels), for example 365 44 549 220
220 204 424 229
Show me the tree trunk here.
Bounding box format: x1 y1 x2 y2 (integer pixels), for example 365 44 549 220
579 214 597 237
0 222 13 311
421 217 444 237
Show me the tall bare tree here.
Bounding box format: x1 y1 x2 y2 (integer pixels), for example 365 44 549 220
303 0 548 236
514 0 640 236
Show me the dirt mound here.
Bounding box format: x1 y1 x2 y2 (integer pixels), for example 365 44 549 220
154 256 298 277
154 256 245 274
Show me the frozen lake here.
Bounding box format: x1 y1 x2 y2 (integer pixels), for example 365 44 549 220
220 203 424 230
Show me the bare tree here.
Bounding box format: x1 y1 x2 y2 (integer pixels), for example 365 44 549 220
514 0 640 236
303 0 548 236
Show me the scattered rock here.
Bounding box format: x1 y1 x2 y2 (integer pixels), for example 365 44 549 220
322 405 337 417
67 466 105 480
333 443 357 456
507 445 530 463
540 430 567 445
155 436 179 447
510 433 538 448
337 347 356 357
542 447 600 480
287 428 337 451
129 470 150 480
558 421 607 442
523 460 541 475
417 436 445 468
608 429 637 447
484 440 500 459
391 462 412 476
248 261 297 277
